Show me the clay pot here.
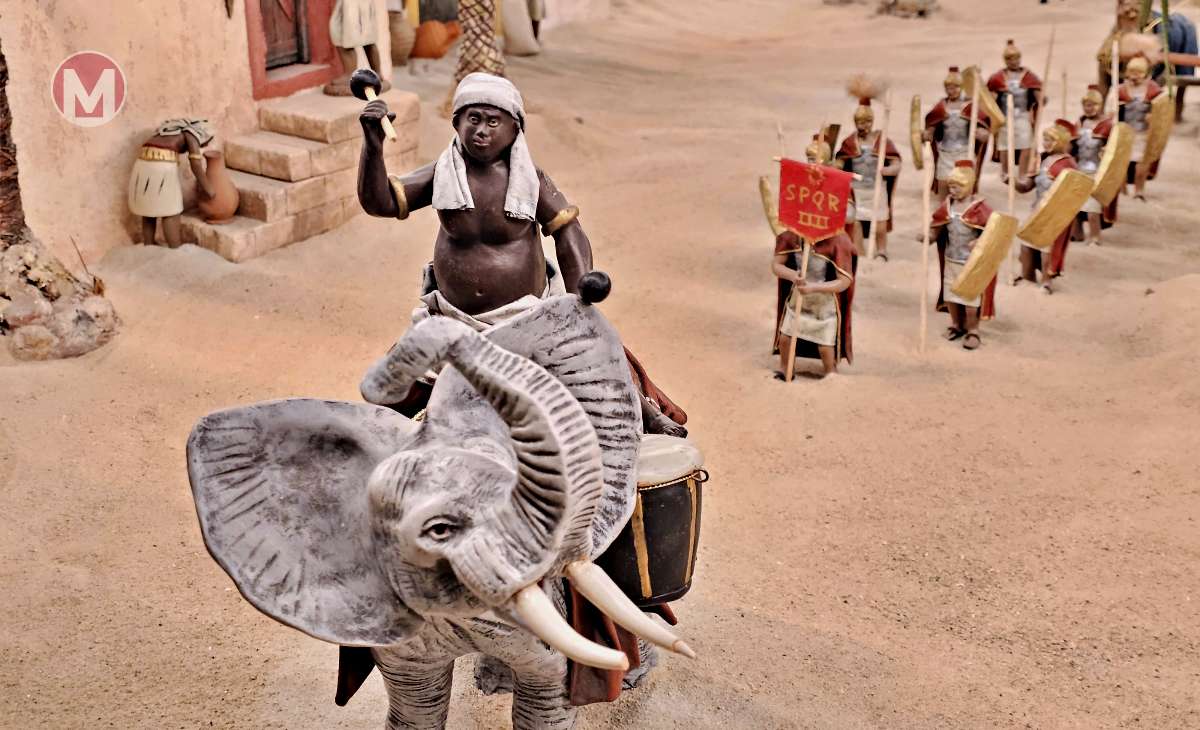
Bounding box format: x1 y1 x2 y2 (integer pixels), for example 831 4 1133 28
411 20 455 59
389 11 416 66
197 150 239 224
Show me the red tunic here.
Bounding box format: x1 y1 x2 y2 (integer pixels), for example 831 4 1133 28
835 133 902 232
772 230 856 364
929 197 998 319
924 99 991 191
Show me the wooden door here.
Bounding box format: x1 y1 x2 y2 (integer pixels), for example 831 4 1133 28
261 0 309 69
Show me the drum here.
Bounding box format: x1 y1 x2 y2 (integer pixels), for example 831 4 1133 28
595 435 707 608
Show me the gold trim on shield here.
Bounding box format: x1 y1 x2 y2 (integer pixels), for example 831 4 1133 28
683 477 698 585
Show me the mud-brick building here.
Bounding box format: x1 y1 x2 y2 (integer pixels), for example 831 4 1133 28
1 0 418 267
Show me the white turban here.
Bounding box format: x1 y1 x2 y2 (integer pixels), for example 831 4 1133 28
433 73 539 221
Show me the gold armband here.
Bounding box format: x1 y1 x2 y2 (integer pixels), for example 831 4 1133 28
187 152 204 161
388 174 409 220
541 205 579 236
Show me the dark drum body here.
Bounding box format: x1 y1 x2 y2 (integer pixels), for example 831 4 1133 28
596 435 706 608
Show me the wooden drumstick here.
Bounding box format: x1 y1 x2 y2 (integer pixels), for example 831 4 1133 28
351 69 397 142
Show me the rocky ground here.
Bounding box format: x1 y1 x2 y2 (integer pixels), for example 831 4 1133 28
1 0 1198 727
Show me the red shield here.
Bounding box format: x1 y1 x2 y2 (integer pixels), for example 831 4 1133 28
777 159 853 240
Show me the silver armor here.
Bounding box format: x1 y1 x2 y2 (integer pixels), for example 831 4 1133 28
939 102 970 153
945 203 979 263
1075 124 1103 173
1124 95 1151 132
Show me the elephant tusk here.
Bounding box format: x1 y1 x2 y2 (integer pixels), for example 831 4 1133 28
565 561 696 660
511 584 630 672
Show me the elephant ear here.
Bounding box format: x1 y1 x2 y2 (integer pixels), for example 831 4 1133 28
187 398 422 646
487 296 642 557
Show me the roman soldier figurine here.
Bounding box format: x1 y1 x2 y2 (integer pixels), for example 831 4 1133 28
1074 84 1117 245
771 228 855 379
989 39 1043 182
923 66 990 202
837 79 902 262
929 160 995 350
1118 55 1163 200
1015 120 1079 293
806 133 862 260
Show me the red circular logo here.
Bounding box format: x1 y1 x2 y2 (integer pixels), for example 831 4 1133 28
51 51 126 127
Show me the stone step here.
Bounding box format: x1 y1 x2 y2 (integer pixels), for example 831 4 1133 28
229 147 418 223
181 198 358 263
259 89 421 144
226 122 419 183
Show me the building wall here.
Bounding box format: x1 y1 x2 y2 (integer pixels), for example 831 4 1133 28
1 0 393 270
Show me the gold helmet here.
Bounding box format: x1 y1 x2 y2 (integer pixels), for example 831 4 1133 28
1043 118 1075 153
1081 84 1104 106
1126 54 1150 78
805 134 832 165
944 65 964 87
947 159 976 190
853 98 874 124
1003 39 1021 63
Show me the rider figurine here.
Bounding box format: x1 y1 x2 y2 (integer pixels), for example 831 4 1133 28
356 72 687 434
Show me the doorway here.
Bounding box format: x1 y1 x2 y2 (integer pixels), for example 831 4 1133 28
261 0 310 69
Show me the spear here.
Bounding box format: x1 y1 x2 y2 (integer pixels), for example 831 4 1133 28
868 91 892 260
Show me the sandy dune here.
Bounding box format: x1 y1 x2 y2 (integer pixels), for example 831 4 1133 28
2 0 1199 727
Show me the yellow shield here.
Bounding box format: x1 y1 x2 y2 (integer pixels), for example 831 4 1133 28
1140 92 1174 169
963 65 1006 129
759 176 784 236
951 212 1018 301
1091 121 1133 206
910 95 925 170
1017 169 1093 251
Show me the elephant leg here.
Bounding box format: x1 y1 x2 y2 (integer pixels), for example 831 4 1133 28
511 671 576 730
373 653 455 730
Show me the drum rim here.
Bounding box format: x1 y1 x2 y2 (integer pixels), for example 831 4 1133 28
636 468 709 492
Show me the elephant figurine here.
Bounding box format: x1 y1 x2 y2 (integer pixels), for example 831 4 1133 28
186 275 694 729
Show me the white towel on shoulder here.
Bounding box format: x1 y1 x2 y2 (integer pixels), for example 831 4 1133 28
432 72 540 221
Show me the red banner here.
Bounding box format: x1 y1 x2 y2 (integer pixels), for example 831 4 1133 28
777 159 853 241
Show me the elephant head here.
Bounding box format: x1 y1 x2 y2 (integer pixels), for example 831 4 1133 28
188 284 692 671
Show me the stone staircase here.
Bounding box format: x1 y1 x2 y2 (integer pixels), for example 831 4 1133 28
182 89 420 262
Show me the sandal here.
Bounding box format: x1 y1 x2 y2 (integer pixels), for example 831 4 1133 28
944 327 965 341
875 252 889 262
962 332 981 350
773 371 788 381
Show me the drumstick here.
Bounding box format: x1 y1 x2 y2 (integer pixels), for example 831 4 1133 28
785 237 812 382
920 145 932 355
869 91 892 261
1007 94 1019 285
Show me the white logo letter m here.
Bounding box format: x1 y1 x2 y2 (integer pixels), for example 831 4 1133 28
62 68 115 123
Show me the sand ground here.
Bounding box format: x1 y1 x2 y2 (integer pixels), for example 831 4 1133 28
3 0 1199 727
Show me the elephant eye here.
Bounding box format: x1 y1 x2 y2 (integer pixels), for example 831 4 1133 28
420 517 462 542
